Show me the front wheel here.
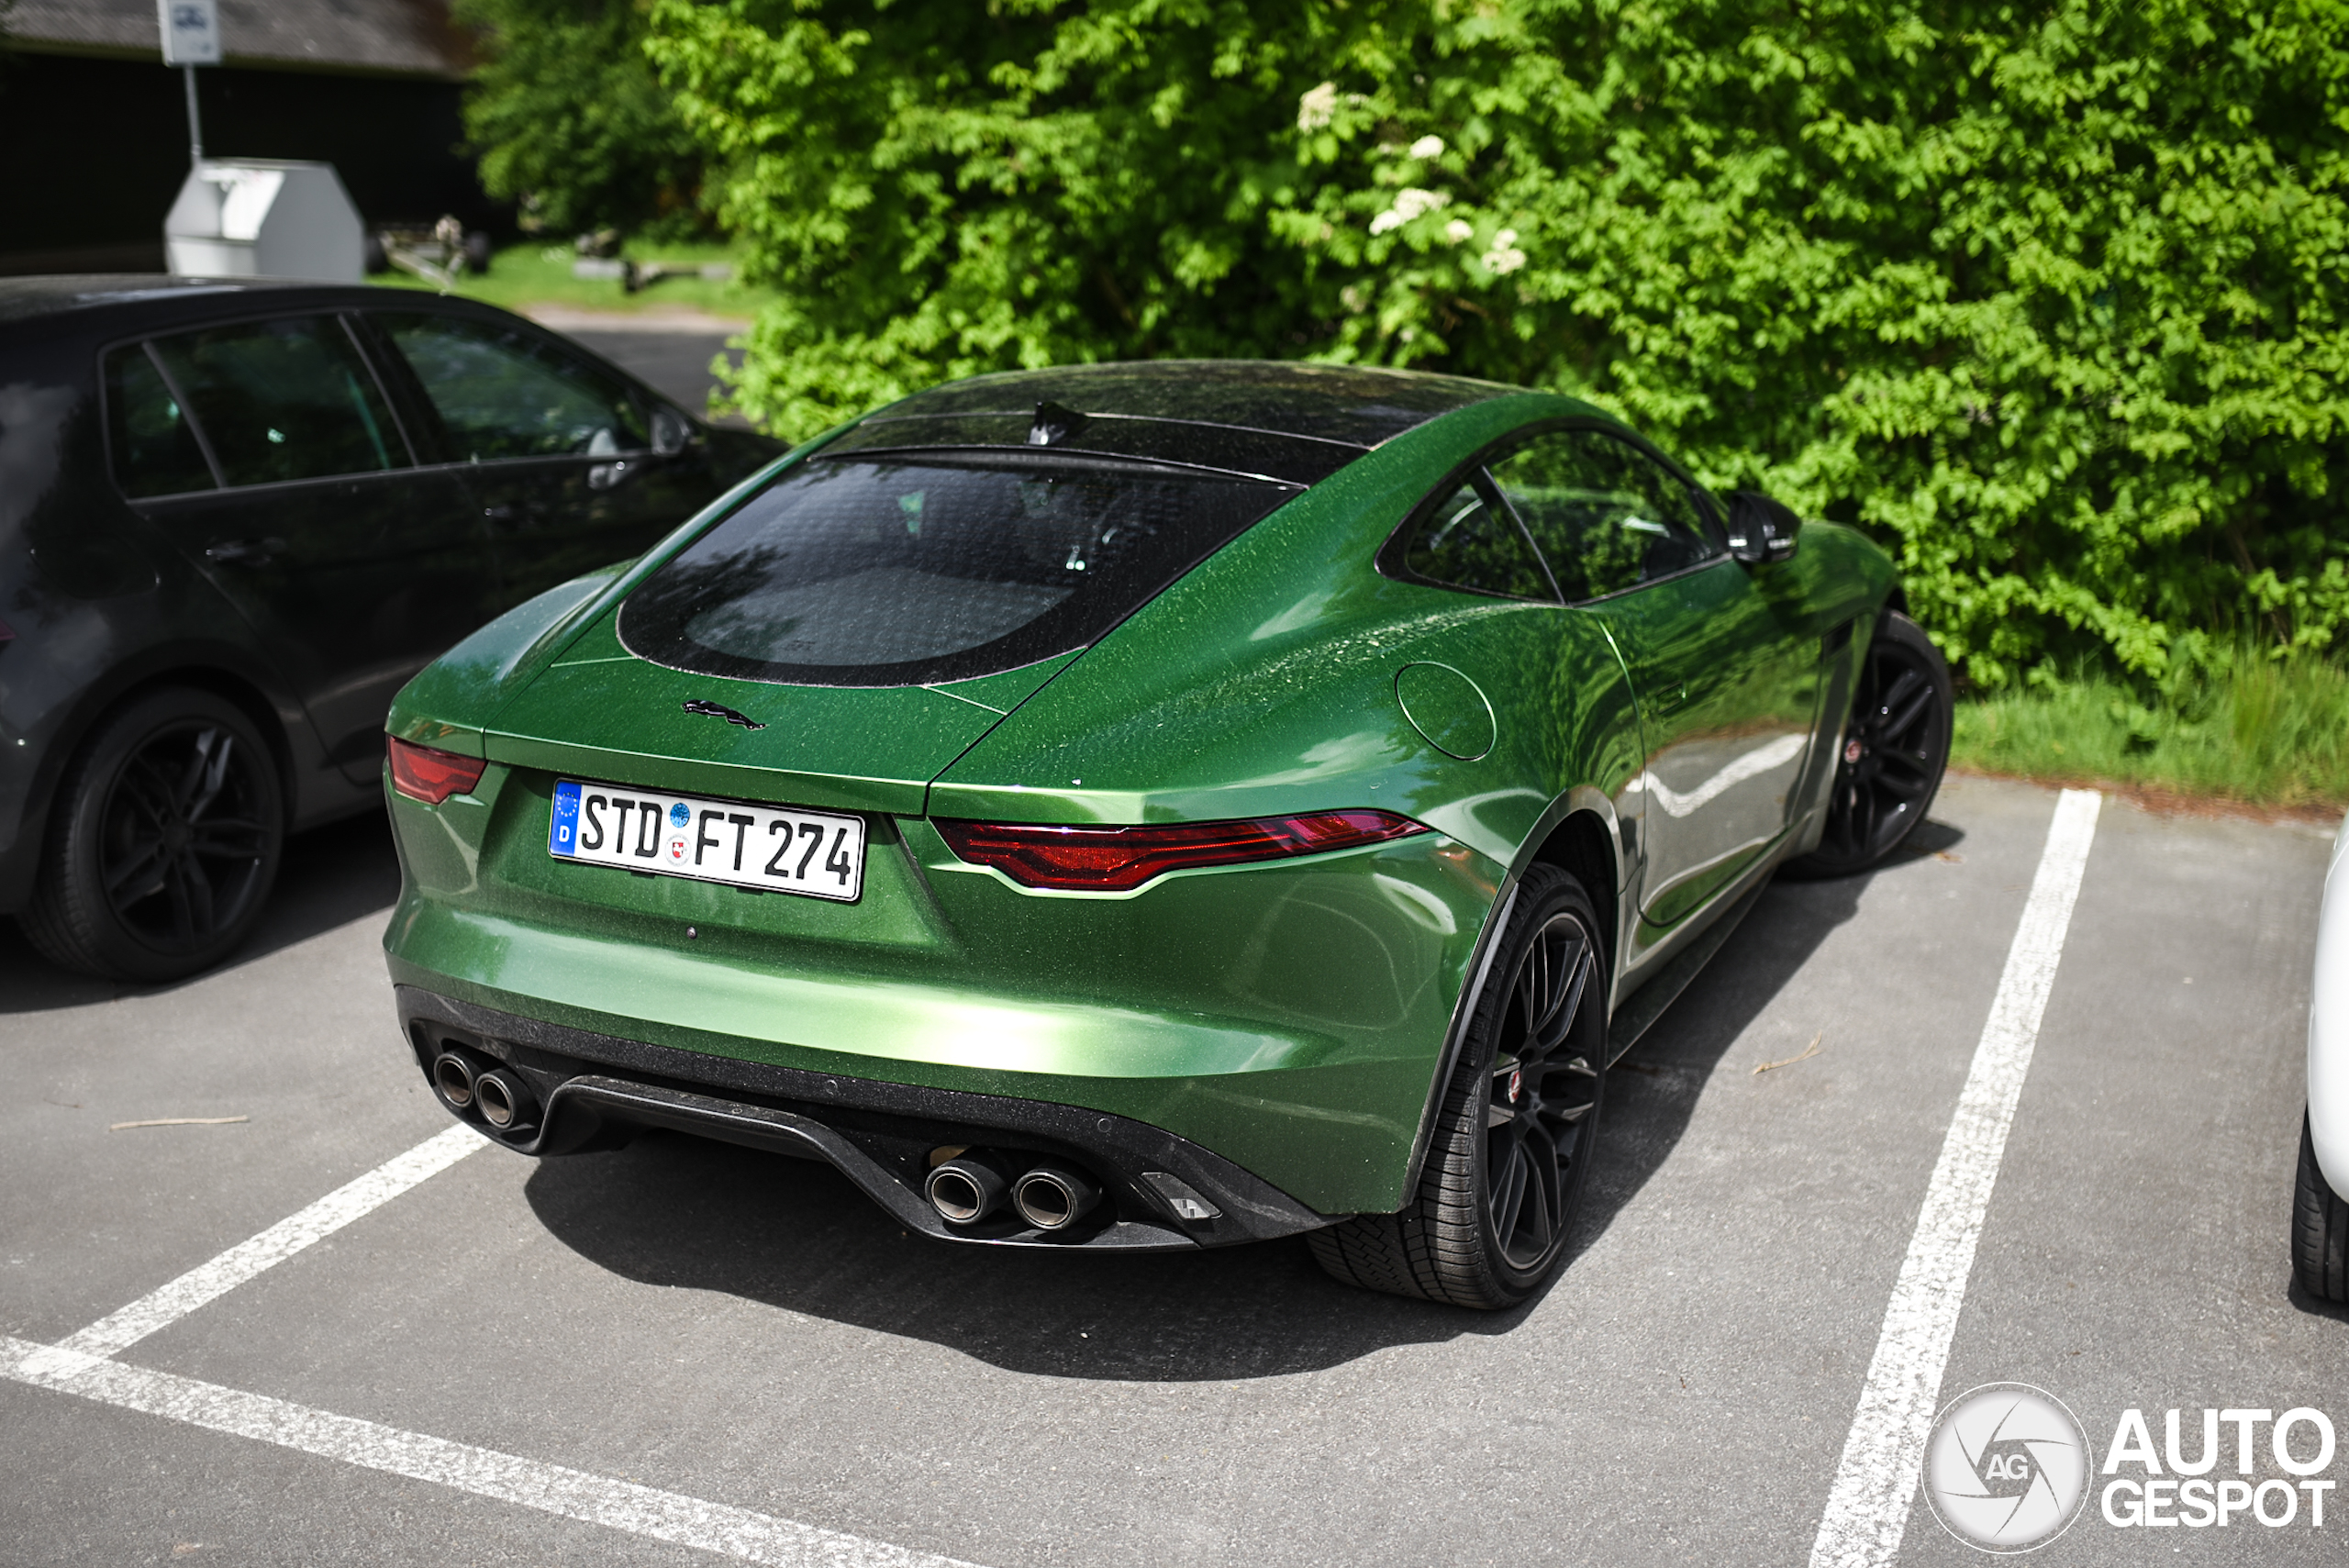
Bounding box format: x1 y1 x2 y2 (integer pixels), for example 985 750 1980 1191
1309 863 1608 1309
1788 609 1952 877
18 688 284 982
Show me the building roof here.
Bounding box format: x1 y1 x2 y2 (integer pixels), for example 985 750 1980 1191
7 0 473 80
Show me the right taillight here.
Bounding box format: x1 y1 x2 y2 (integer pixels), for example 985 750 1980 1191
386 736 487 804
933 809 1429 892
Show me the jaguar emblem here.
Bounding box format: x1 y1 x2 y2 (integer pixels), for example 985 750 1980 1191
681 698 764 731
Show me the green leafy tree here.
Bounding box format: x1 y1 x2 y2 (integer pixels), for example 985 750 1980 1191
645 0 2349 685
459 0 707 240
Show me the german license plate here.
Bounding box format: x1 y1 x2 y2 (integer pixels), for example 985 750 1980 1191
549 780 864 902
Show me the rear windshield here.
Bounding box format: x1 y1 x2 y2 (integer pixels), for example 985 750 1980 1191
617 453 1296 686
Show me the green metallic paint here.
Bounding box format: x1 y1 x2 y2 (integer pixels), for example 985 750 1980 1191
387 563 628 758
385 779 1504 1212
928 395 1642 855
381 383 1899 1222
1605 518 1892 972
1394 662 1497 762
382 417 863 758
923 651 1086 716
486 609 1004 817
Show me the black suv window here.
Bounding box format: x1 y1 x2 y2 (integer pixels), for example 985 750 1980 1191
106 347 216 498
377 313 647 462
1486 428 1717 603
1395 477 1556 601
619 453 1295 686
146 317 405 488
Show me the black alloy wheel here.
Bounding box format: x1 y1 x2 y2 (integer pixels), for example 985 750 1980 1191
1308 863 1608 1308
1790 609 1953 877
20 688 284 982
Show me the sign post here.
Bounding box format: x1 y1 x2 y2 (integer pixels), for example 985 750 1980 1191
157 0 220 165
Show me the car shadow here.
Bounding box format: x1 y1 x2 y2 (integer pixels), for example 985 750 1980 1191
2286 1277 2349 1324
0 807 402 1014
521 818 1966 1376
1570 824 1963 1251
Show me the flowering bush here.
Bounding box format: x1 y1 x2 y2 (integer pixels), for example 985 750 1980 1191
646 0 2349 684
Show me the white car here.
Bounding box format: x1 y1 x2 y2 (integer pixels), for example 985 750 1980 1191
2299 810 2349 1301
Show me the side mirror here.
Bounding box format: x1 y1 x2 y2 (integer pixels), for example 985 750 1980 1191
1726 491 1801 565
651 406 694 458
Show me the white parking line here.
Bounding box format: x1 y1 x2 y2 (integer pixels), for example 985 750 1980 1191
2 1337 981 1568
1809 787 2101 1568
61 1122 487 1358
21 1116 990 1565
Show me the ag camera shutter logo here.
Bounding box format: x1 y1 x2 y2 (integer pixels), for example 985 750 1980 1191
1921 1383 2094 1553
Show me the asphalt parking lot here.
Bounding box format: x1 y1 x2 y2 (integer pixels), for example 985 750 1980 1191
3 773 2343 1566
525 311 750 425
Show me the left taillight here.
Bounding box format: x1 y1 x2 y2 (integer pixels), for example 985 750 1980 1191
386 736 487 805
933 809 1430 893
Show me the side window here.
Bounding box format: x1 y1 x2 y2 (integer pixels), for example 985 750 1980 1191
377 313 647 462
1397 478 1555 601
1486 428 1718 604
106 347 216 498
145 317 405 487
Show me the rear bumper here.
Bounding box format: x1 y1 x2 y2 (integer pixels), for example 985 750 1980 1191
397 984 1338 1251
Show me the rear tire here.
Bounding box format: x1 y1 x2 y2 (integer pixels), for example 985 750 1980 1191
18 688 284 983
2294 1112 2349 1302
1788 609 1952 877
1309 864 1608 1309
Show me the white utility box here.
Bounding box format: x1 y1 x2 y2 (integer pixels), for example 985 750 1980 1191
164 160 364 283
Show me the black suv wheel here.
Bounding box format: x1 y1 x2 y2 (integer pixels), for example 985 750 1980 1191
20 688 284 982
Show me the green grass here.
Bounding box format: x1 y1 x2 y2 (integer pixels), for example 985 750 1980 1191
373 240 777 321
1953 646 2349 811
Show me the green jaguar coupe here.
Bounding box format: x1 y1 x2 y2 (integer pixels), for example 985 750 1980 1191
381 362 1949 1308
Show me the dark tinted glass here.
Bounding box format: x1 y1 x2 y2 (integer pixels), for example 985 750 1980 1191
1486 428 1717 603
380 313 647 461
620 454 1295 686
1397 480 1555 600
827 412 1363 486
148 316 402 486
106 347 215 497
885 361 1513 445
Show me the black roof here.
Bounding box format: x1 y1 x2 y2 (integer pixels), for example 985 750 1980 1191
826 361 1520 486
0 274 357 328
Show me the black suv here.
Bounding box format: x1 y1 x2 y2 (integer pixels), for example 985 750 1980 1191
0 276 779 982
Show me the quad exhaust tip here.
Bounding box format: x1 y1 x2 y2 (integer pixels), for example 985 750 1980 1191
430 1051 475 1110
923 1151 1104 1232
1012 1163 1102 1232
925 1152 1010 1224
473 1067 532 1130
431 1047 537 1134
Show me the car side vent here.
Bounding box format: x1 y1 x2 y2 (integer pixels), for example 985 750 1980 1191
1822 616 1858 659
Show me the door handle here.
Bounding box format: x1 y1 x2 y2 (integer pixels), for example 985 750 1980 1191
204 538 278 567
483 505 518 522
